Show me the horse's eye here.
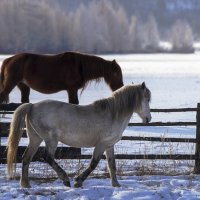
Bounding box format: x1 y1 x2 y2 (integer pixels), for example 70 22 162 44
147 98 150 102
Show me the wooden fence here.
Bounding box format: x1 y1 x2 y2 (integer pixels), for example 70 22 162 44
1 103 200 173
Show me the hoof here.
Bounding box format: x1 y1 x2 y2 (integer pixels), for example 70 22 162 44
20 180 31 188
74 181 82 188
74 176 80 182
112 182 121 187
63 180 71 187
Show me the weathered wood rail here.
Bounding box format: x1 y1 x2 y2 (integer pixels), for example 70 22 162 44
1 103 200 173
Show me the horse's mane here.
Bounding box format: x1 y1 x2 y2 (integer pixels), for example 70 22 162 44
73 52 121 92
93 84 151 119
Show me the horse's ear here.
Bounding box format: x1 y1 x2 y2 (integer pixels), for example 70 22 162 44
112 59 117 64
142 82 146 90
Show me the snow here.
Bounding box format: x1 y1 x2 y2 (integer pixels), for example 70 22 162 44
1 53 200 199
1 175 200 200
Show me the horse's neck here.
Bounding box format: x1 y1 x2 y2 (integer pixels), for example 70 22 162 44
112 110 133 137
116 108 133 123
110 95 134 123
82 58 111 80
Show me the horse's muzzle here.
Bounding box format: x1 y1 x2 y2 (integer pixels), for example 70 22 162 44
143 116 151 124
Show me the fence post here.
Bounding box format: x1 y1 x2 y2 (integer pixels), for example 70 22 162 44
194 103 200 173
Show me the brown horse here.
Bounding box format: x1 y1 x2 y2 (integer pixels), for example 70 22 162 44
0 52 124 104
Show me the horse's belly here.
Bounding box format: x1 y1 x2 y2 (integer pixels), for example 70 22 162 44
58 126 121 148
22 79 64 94
60 134 99 148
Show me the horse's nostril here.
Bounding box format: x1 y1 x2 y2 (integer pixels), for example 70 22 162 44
145 117 151 123
143 118 148 123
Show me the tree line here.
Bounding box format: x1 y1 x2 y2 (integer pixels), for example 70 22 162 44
0 0 194 54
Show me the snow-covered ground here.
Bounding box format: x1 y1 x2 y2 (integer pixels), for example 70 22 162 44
1 53 200 199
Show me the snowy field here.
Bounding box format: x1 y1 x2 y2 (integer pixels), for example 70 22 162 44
1 53 200 199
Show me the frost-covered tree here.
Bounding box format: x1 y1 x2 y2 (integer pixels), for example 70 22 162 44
115 6 131 52
144 15 160 51
129 15 160 52
170 20 194 52
69 0 130 53
69 3 108 53
129 16 146 52
1 0 185 54
0 0 68 53
19 1 58 52
0 0 19 52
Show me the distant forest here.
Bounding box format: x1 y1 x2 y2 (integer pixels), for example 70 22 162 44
0 0 198 54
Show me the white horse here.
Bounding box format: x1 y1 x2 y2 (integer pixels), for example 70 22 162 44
7 82 151 188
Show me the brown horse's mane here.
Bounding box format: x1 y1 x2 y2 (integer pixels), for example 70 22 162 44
70 52 120 92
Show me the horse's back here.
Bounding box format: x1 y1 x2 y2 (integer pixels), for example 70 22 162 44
14 52 81 76
5 52 83 92
30 100 98 122
2 51 110 79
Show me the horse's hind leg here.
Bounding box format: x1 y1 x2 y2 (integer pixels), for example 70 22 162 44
0 78 19 104
17 83 30 103
0 83 14 104
74 144 105 187
20 130 42 188
43 139 71 187
105 146 121 187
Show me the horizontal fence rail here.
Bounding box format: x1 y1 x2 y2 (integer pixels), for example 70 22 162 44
0 131 196 143
0 104 199 112
151 108 199 112
0 146 196 164
121 136 196 143
129 122 197 126
1 103 200 173
0 122 197 137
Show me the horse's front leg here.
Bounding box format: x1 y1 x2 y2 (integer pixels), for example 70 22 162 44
17 83 30 103
74 144 105 187
105 146 121 187
67 89 79 104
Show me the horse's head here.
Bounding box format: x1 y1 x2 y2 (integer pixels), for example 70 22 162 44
106 60 124 91
136 82 152 124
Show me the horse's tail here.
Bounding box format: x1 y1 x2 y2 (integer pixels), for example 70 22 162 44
0 57 12 103
7 103 32 178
